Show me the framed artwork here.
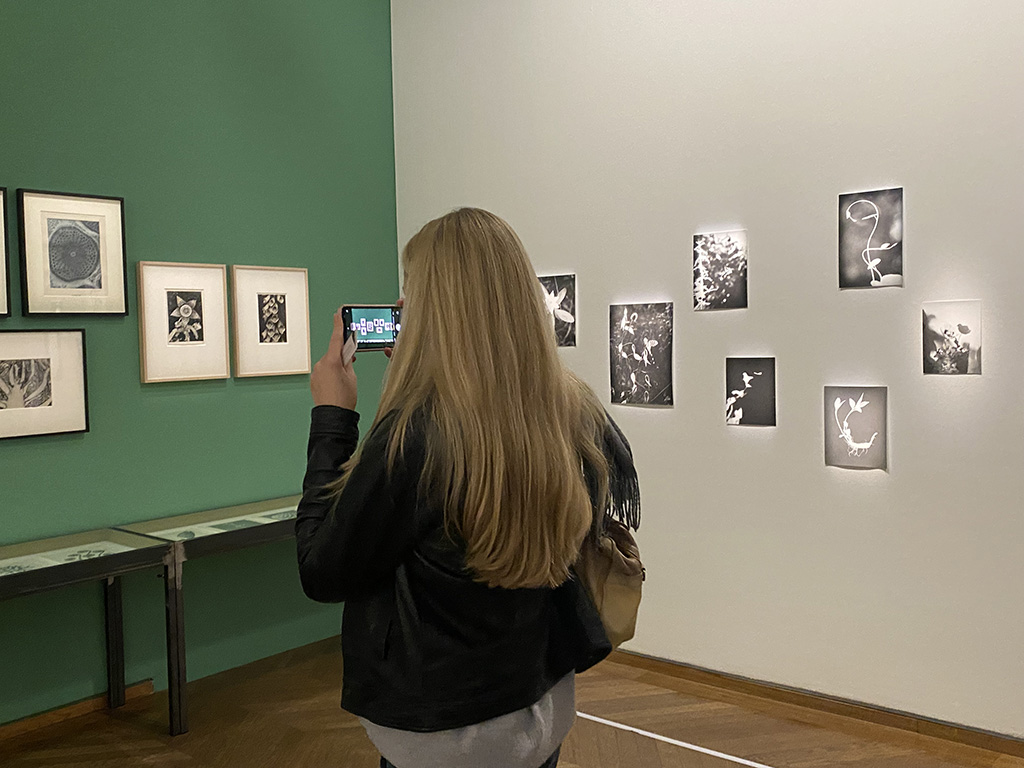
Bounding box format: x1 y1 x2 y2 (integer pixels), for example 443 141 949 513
231 265 310 377
137 261 229 383
838 187 903 289
922 300 982 375
1 188 10 317
538 273 576 347
609 302 674 406
725 357 776 426
0 330 88 440
824 386 887 470
17 189 128 315
694 230 748 310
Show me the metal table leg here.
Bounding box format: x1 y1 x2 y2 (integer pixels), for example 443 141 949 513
163 543 188 735
103 576 126 709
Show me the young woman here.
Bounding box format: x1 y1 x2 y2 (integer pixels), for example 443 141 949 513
295 208 639 768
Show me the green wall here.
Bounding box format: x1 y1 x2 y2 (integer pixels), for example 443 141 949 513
0 0 397 725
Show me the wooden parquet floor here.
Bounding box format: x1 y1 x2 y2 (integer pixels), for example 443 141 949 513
1 638 1021 768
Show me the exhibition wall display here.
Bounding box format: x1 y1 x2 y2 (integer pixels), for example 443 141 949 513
0 0 398 728
392 0 1024 739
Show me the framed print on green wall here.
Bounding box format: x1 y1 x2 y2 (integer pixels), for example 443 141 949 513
0 329 89 440
1 187 10 317
18 189 128 316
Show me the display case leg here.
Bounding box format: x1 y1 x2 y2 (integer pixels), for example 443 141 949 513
163 544 189 736
104 576 126 709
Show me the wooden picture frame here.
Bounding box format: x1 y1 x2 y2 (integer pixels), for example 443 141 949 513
231 265 310 377
137 261 229 383
0 329 89 440
17 189 128 316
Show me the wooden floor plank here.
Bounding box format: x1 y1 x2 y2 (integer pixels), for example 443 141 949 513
2 639 1021 768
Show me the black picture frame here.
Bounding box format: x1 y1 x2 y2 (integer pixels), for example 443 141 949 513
0 328 90 440
17 189 129 316
1 187 10 318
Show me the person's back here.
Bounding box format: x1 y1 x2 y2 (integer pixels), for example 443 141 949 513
295 207 639 768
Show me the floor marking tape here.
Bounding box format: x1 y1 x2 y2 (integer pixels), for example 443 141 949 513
576 711 778 768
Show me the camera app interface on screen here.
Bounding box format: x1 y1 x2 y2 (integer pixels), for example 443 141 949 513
349 307 399 345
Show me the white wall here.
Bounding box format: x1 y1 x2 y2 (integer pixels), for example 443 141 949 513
391 0 1024 738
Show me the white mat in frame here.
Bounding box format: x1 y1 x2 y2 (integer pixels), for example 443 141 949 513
231 265 310 377
138 261 229 383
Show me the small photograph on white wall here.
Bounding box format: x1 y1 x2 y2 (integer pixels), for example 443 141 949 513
693 230 747 310
610 302 673 406
922 300 981 375
538 273 576 347
838 187 903 289
726 357 776 426
824 386 887 470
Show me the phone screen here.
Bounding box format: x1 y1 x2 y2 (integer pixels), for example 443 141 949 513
342 305 402 350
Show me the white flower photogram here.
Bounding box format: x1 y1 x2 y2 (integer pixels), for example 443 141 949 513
824 386 887 470
609 302 673 406
838 188 903 289
832 393 877 457
693 230 748 310
922 300 981 375
726 371 761 425
538 274 576 347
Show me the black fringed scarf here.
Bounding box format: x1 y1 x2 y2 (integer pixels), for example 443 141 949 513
589 415 641 535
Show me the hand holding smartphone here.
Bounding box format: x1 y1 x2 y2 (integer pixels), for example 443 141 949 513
341 305 402 352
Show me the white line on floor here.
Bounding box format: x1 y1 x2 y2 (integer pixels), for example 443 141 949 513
576 711 778 768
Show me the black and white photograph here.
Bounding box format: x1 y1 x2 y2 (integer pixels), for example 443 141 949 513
0 358 52 410
231 265 310 378
538 273 576 346
693 230 748 310
0 555 56 577
609 302 673 406
47 218 102 289
824 386 887 470
43 541 133 563
17 189 128 315
922 300 982 375
211 518 263 532
0 330 87 440
138 261 229 383
259 293 288 343
725 357 776 426
167 290 205 344
838 187 903 289
1 187 9 317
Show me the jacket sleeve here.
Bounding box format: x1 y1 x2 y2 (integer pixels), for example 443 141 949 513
294 405 421 603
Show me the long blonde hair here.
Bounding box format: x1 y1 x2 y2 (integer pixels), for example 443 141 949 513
330 208 610 589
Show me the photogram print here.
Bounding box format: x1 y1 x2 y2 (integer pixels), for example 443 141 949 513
167 290 204 343
261 510 297 521
922 300 981 375
0 359 52 410
211 519 262 532
47 218 102 289
258 293 288 344
725 357 776 426
693 230 747 310
610 302 673 406
538 274 576 347
824 386 887 470
838 188 903 288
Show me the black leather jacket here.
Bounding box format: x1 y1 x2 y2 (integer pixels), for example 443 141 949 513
295 406 614 732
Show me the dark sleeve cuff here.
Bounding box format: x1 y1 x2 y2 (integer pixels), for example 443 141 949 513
311 405 360 434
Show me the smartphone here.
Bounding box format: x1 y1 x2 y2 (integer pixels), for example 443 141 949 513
341 305 402 351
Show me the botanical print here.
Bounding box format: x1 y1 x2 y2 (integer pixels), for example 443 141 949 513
0 555 57 576
258 293 288 344
47 218 103 289
922 300 981 375
693 230 747 310
259 509 297 521
538 274 576 347
609 302 673 406
167 290 205 344
725 357 776 426
838 188 903 289
39 542 134 564
0 359 52 409
824 386 887 470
